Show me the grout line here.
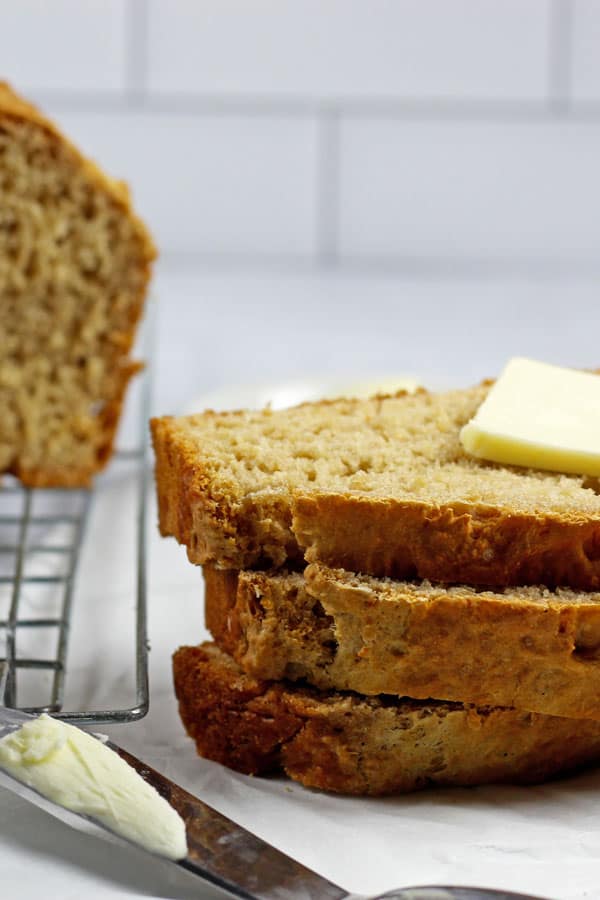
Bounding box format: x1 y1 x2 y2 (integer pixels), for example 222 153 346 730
548 0 574 111
315 110 341 266
156 250 600 282
29 90 600 122
124 0 149 105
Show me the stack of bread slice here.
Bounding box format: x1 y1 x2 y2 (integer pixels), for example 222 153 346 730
152 381 600 795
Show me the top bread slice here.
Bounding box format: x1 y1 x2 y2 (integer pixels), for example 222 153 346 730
0 82 155 486
151 380 600 589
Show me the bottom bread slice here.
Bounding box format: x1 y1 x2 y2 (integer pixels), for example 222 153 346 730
173 642 600 796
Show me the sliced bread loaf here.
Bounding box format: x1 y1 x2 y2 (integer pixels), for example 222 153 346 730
174 642 600 795
152 382 600 588
0 83 155 486
204 564 600 721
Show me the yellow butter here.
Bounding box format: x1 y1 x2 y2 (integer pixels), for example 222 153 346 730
0 714 188 860
460 357 600 476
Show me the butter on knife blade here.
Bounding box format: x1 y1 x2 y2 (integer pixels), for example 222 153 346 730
0 717 542 899
0 713 188 860
460 357 600 476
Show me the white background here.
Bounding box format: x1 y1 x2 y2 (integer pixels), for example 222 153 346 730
2 0 599 381
2 0 598 386
3 0 600 272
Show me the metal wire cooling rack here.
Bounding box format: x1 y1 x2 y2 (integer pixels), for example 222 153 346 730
0 343 150 726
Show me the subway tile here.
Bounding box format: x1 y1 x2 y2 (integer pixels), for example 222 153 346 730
338 118 600 263
49 109 318 257
571 0 600 102
146 0 551 102
1 0 129 94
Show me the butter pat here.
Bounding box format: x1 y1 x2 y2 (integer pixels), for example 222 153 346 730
460 358 600 476
0 714 187 860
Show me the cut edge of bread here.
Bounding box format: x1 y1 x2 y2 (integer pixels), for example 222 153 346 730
151 383 600 588
1 81 155 486
203 563 600 721
173 642 600 796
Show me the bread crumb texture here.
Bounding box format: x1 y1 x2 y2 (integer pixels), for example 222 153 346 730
154 384 600 509
173 643 600 795
204 564 600 720
0 83 155 486
152 383 600 586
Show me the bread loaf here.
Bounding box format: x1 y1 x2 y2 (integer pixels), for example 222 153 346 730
0 82 155 486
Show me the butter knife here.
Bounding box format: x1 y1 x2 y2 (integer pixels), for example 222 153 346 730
114 744 549 900
0 705 549 900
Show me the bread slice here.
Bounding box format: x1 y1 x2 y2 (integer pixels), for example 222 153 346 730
151 382 600 589
173 642 600 795
204 565 600 721
0 82 155 486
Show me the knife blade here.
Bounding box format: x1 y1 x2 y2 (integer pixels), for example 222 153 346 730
113 745 550 900
0 709 550 900
0 699 344 900
112 743 348 900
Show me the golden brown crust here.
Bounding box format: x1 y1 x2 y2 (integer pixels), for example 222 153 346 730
0 82 155 487
204 565 336 678
174 643 600 795
204 564 600 720
151 415 302 569
203 566 242 657
8 358 143 488
293 495 600 590
0 82 156 257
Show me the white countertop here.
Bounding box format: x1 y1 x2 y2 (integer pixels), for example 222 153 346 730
3 265 600 900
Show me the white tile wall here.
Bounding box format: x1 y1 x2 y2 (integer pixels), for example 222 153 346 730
146 0 551 102
0 0 129 94
2 0 600 269
339 119 600 263
571 0 600 102
52 110 318 256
